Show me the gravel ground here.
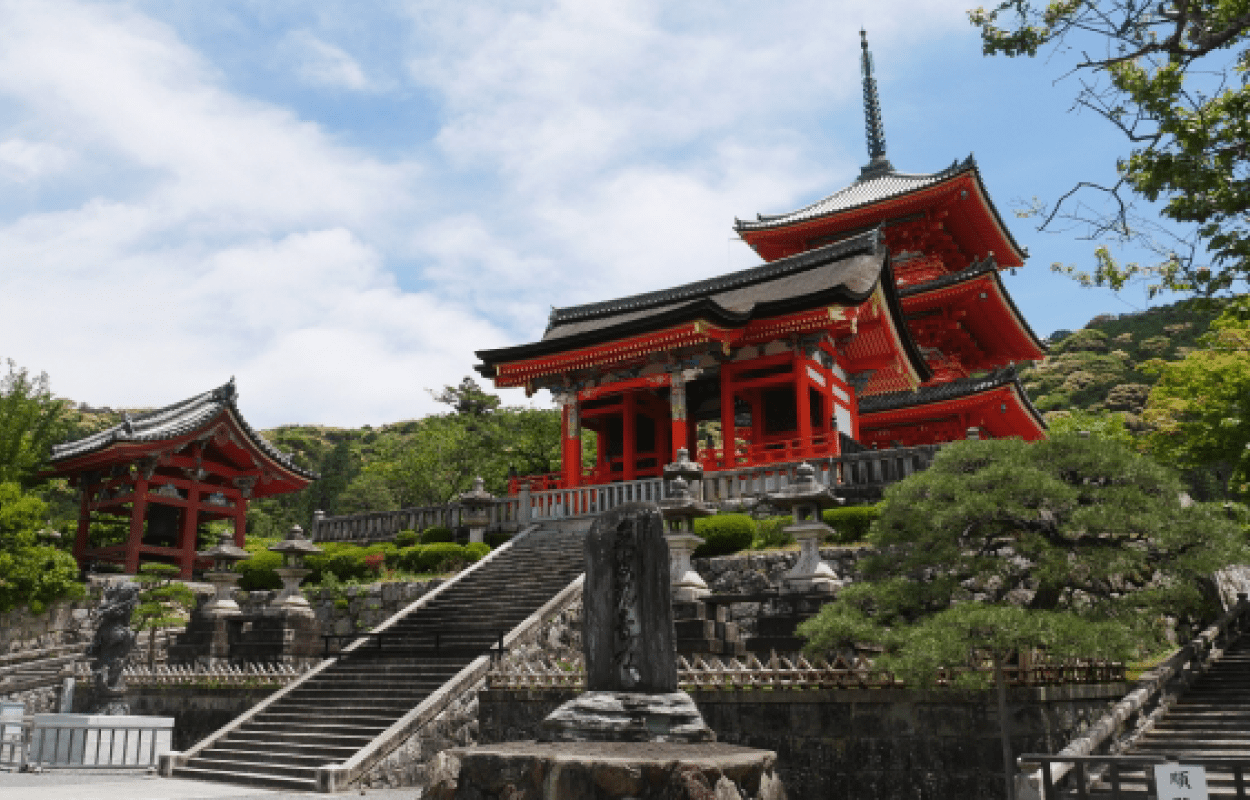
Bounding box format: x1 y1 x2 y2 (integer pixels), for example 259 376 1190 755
0 770 420 800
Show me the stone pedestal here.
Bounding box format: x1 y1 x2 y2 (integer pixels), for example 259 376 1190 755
540 692 712 744
425 741 787 800
273 567 313 615
782 527 841 594
664 532 709 603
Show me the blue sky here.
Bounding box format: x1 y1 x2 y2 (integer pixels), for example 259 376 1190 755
0 0 1175 427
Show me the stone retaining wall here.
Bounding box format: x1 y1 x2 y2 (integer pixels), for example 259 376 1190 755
479 683 1124 800
691 546 872 638
74 684 279 751
236 579 443 640
0 596 95 656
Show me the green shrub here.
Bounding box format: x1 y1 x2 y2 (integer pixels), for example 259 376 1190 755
305 542 370 584
394 530 419 548
485 530 512 548
417 542 468 572
464 542 491 562
754 516 794 549
421 526 454 544
237 549 283 591
398 545 426 572
692 514 755 557
822 506 880 544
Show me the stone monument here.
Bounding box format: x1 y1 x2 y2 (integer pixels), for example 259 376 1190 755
86 582 139 714
426 501 788 799
540 502 713 743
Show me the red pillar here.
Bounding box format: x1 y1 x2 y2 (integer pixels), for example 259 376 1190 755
560 395 582 488
795 352 812 458
719 364 735 469
73 482 91 567
622 391 637 482
669 378 688 463
125 478 148 574
233 503 247 548
178 482 200 579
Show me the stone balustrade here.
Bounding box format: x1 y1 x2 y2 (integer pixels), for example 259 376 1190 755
310 445 943 545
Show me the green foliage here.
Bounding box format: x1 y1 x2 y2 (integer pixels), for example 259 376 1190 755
132 563 195 668
822 506 880 544
798 434 1247 682
395 529 419 548
305 542 373 584
421 526 454 544
753 516 794 549
464 542 491 561
1144 298 1250 499
236 545 283 591
0 361 71 489
1044 409 1136 447
415 542 468 573
0 482 82 613
485 530 513 548
693 514 755 557
971 1 1250 297
398 545 425 572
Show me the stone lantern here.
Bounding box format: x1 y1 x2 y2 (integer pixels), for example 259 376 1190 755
663 447 703 502
459 476 495 544
766 462 843 594
198 530 250 616
659 450 714 602
268 525 322 615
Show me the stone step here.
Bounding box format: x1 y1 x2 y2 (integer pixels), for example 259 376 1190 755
184 755 317 782
232 725 383 744
173 764 317 791
204 746 345 768
220 737 361 759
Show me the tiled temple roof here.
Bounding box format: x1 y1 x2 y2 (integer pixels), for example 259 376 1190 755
477 229 897 368
899 257 1048 355
734 156 976 233
857 366 1045 427
50 379 318 479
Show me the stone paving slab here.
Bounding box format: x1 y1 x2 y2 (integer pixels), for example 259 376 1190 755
0 771 421 800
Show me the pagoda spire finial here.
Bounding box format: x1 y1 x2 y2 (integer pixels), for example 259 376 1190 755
859 29 892 179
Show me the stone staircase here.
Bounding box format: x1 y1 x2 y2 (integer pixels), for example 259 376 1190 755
1087 635 1250 798
170 525 586 791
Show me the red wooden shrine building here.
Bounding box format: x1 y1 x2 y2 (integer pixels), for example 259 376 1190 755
476 31 1046 491
48 380 316 578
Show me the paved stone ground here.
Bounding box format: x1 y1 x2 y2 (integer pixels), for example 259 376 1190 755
0 770 420 799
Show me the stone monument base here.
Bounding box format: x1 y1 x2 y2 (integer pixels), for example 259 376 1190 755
425 741 787 800
540 691 714 744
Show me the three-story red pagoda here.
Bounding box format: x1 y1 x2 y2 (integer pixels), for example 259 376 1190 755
476 31 1045 490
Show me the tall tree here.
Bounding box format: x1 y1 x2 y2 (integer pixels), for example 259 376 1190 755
971 0 1250 297
1144 297 1250 498
0 360 71 487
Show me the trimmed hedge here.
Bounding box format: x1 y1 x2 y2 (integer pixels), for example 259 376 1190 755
464 542 491 562
421 526 454 544
416 542 468 573
395 530 419 548
398 545 426 573
821 506 880 544
485 530 512 548
692 514 755 557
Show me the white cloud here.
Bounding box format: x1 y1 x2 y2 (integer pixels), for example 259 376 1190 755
283 30 373 92
0 138 72 181
0 0 985 428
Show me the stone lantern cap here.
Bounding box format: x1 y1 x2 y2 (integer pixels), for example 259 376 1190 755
459 476 495 507
198 530 250 566
662 448 703 483
659 476 714 522
268 524 322 558
765 463 841 513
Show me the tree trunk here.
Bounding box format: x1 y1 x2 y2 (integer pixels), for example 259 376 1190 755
994 652 1015 800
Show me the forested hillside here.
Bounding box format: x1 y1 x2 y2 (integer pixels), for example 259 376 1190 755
1025 299 1228 427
